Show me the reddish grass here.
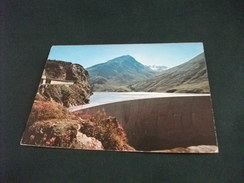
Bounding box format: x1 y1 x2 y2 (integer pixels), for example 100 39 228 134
27 100 76 125
74 110 134 151
24 101 134 151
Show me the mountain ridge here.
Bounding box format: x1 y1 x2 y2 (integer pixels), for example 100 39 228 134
131 52 210 93
87 55 156 91
87 53 209 93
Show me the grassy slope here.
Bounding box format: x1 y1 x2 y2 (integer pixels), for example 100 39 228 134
131 53 210 93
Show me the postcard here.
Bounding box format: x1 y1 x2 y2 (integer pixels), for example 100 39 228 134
21 43 218 153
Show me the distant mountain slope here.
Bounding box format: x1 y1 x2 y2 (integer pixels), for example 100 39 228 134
131 53 210 93
147 65 168 72
87 55 156 91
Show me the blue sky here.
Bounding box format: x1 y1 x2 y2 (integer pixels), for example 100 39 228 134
47 43 204 68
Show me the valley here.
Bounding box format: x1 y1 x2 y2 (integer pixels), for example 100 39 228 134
87 53 210 93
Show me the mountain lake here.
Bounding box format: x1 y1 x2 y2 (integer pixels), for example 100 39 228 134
69 92 210 112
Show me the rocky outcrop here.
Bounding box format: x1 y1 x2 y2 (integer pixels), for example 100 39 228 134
75 131 104 150
45 60 89 82
21 118 104 150
36 60 92 107
21 101 134 151
77 114 136 151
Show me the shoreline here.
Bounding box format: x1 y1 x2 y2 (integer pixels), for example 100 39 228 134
69 92 210 112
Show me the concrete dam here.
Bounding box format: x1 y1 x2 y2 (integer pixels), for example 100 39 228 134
78 95 217 151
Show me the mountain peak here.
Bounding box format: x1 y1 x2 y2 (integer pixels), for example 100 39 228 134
107 55 136 64
87 55 156 91
120 55 132 58
116 55 133 59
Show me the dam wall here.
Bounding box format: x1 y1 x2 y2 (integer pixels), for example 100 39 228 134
80 96 217 151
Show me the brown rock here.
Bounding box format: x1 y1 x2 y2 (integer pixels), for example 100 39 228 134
37 60 92 107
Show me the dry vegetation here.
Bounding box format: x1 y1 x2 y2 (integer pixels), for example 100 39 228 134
22 100 134 151
74 110 134 151
27 101 72 124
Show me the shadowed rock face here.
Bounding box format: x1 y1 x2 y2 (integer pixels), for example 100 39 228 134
36 60 92 107
81 96 217 151
45 60 89 82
